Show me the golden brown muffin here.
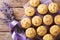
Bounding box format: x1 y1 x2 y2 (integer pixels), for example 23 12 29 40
21 18 31 29
37 26 47 36
50 25 60 36
32 16 42 26
48 2 59 13
30 0 40 7
25 6 35 16
43 34 54 40
37 4 48 14
54 15 60 25
43 15 53 25
25 28 36 38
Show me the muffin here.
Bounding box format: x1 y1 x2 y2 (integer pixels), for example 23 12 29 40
30 0 40 7
21 18 31 29
25 6 35 16
48 2 59 13
25 28 36 38
37 4 48 14
43 34 54 40
37 26 47 36
54 15 60 25
43 15 53 25
32 16 42 26
50 25 60 36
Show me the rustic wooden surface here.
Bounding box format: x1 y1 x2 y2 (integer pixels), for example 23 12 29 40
0 0 60 40
0 32 13 40
4 0 29 7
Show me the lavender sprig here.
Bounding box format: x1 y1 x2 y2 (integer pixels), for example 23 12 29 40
2 0 25 35
2 2 14 22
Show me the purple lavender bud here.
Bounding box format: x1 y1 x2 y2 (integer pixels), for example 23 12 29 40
12 31 17 40
10 20 18 27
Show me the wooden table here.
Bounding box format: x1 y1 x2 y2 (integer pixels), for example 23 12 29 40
0 0 60 40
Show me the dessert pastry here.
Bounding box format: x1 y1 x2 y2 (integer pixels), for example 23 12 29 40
25 28 36 38
43 34 54 40
37 4 48 14
32 16 42 26
25 6 35 16
37 26 47 36
30 0 40 7
48 2 59 13
54 15 60 25
50 25 60 36
21 18 31 29
43 15 53 25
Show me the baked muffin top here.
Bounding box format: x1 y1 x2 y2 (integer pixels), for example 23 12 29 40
50 25 60 36
43 14 53 25
37 4 48 14
21 18 31 29
25 28 36 38
54 15 60 25
37 26 47 36
30 0 40 7
25 6 35 16
32 16 42 26
48 2 59 13
43 34 54 40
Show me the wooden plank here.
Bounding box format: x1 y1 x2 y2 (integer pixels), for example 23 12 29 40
0 32 12 40
4 0 29 7
12 8 25 20
0 24 9 32
0 20 9 32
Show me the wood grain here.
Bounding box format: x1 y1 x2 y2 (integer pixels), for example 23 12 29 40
12 8 24 20
0 24 9 32
0 8 24 31
4 0 29 7
0 20 9 32
0 32 12 40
